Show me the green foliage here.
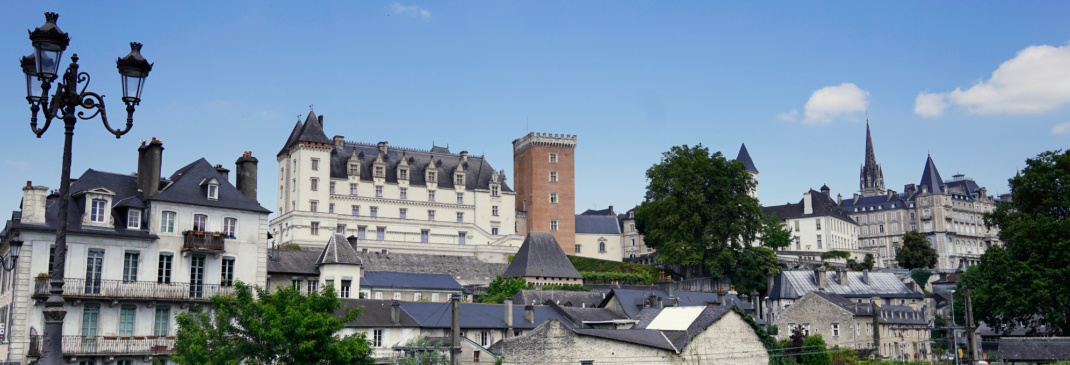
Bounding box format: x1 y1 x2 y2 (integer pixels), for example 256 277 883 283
579 271 654 285
785 325 806 363
538 283 591 291
731 306 794 365
909 269 932 291
730 246 782 295
394 337 448 365
801 335 832 365
761 212 794 249
820 251 851 261
965 150 1070 336
634 144 765 278
567 256 663 280
173 282 373 365
828 345 856 365
930 315 948 353
896 231 938 269
477 276 534 304
846 254 875 271
278 243 303 251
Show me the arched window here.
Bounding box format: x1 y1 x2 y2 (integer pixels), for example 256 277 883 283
599 242 606 253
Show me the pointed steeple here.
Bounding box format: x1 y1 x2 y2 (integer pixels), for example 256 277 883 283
278 110 333 156
735 143 759 173
859 121 886 197
919 154 944 194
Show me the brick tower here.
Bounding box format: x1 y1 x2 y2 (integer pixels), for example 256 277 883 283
513 132 577 254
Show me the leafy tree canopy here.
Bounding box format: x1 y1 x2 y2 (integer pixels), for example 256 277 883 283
731 246 782 295
761 212 794 249
910 268 932 291
635 144 766 279
896 230 938 269
846 254 875 271
820 251 851 261
801 335 832 365
964 150 1070 336
477 275 534 304
173 282 373 365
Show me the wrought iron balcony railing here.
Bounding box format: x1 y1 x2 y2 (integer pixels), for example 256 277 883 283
27 335 176 357
33 277 234 301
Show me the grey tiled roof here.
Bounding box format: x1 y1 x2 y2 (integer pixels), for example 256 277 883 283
316 233 363 266
735 143 759 173
558 307 624 323
12 169 156 239
502 232 583 279
840 193 913 213
575 215 621 234
580 207 616 216
400 301 574 330
762 189 856 223
278 111 333 155
329 143 511 192
919 155 944 195
572 328 686 352
600 289 722 319
267 249 321 275
998 337 1070 361
154 158 271 213
338 299 420 328
360 271 463 291
511 290 607 307
354 252 508 286
768 270 923 300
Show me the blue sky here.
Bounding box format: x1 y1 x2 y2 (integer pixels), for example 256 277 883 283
2 1 1069 216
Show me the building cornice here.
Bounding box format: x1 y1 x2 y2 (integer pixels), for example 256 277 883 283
512 132 577 155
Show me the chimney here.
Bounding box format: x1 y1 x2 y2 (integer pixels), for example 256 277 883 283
608 205 614 215
377 141 388 154
887 190 895 199
504 299 514 338
837 269 848 286
235 151 259 203
524 305 534 323
460 150 468 163
318 114 324 126
647 294 657 308
391 300 400 325
853 193 860 204
719 293 727 306
837 194 842 205
333 135 345 150
21 182 49 224
862 270 870 285
215 164 230 182
656 297 663 308
766 273 775 297
815 267 827 291
137 138 164 199
803 191 813 215
346 235 359 252
667 284 674 299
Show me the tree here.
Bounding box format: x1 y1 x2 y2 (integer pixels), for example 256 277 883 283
730 246 782 295
634 144 765 279
828 345 857 365
477 275 533 304
784 325 807 363
394 337 448 365
800 335 832 365
963 150 1070 335
761 212 794 249
910 268 932 291
173 282 373 365
820 251 850 261
896 230 938 269
846 254 874 271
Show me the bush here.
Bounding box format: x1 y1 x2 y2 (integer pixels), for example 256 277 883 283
538 284 590 291
801 335 831 365
567 256 663 284
278 243 302 251
829 345 856 365
579 271 653 284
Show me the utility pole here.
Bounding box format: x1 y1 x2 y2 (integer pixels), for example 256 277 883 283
965 286 979 364
951 289 960 365
450 294 461 365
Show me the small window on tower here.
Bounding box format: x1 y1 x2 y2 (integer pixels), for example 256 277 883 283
549 153 558 164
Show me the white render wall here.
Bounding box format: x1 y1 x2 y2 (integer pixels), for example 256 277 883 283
574 233 622 261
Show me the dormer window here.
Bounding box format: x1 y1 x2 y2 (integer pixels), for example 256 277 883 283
454 173 465 186
428 171 437 184
374 166 385 178
127 210 142 229
91 199 108 223
208 183 219 200
348 162 360 177
399 168 409 181
490 184 500 197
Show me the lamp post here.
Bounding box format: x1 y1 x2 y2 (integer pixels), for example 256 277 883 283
2 240 22 353
19 12 152 365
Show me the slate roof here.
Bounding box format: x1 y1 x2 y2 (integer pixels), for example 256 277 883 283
355 251 508 286
575 215 622 234
316 233 363 266
360 271 463 291
153 158 271 213
735 143 759 173
807 292 925 324
840 193 914 213
278 111 333 155
502 232 583 279
918 155 944 195
400 301 574 330
338 299 420 328
267 249 321 275
558 307 625 324
329 143 510 192
573 328 687 352
583 306 734 352
997 337 1070 361
762 189 856 223
768 270 923 300
29 169 158 238
600 289 722 319
580 207 616 216
511 289 607 308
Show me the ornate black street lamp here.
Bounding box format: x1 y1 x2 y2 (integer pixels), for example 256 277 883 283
20 12 152 364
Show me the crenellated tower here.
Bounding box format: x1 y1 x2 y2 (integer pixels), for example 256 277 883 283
513 132 578 254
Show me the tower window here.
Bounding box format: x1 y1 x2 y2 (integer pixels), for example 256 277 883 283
549 153 558 164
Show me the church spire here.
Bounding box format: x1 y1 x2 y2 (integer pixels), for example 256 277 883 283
860 120 886 196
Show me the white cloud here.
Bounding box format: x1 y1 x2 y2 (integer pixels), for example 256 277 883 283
777 109 799 122
1052 121 1070 135
390 2 431 21
915 43 1070 117
799 83 870 124
914 92 948 117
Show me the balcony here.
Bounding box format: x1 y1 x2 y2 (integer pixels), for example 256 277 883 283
27 335 175 357
182 231 226 252
33 277 234 302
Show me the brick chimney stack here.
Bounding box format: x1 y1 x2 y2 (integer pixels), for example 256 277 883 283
815 267 828 291
235 151 259 203
137 138 164 200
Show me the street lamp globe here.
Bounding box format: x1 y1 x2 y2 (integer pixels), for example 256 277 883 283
9 240 23 261
116 42 153 105
20 53 43 101
27 12 69 79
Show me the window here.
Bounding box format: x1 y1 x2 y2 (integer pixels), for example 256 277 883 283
119 305 136 336
223 217 237 238
341 280 351 298
429 191 436 201
832 323 840 337
599 242 606 253
157 253 173 284
193 214 207 232
311 221 320 235
492 206 499 216
375 166 385 178
458 232 466 245
352 205 360 216
428 210 436 221
374 292 382 300
399 168 408 180
307 279 318 294
154 306 170 336
816 235 822 249
329 203 335 213
373 329 383 347
550 192 558 204
816 219 821 229
473 352 480 363
349 163 359 176
358 226 366 239
310 200 319 213
82 304 100 338
392 292 402 300
457 192 464 204
492 227 499 235
329 181 335 194
400 187 407 199
377 227 385 241
160 211 175 233
85 249 104 294
207 183 219 200
190 255 205 298
337 224 346 234
421 230 429 243
457 212 464 223
549 153 558 164
127 210 141 229
575 244 582 253
491 185 500 197
311 158 320 171
455 174 465 186
550 220 559 231
370 206 378 217
91 199 107 222
400 208 408 219
432 293 439 302
123 252 139 282
428 171 437 183
221 257 235 286
350 183 358 195
480 331 490 346
802 324 810 336
310 178 319 191
375 186 383 197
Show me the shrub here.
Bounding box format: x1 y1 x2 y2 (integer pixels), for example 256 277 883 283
801 335 831 365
